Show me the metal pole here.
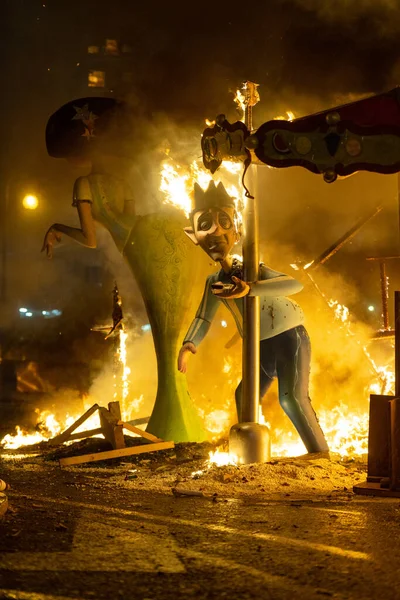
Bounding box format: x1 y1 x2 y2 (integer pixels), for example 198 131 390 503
229 81 270 463
241 164 260 423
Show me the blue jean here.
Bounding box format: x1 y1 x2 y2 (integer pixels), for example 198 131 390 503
235 325 329 454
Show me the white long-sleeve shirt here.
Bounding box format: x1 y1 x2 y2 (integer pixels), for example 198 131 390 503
183 262 304 346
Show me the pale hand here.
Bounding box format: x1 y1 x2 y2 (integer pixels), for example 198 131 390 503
212 276 250 299
41 227 62 259
178 342 197 373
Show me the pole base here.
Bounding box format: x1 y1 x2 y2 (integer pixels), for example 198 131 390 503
229 422 271 465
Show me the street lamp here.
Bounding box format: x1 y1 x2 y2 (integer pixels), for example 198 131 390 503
22 194 39 210
1 180 41 303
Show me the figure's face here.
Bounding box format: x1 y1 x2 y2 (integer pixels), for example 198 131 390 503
193 206 237 261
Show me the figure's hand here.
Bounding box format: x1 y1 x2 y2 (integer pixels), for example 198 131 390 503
41 227 62 259
178 342 197 373
211 276 250 299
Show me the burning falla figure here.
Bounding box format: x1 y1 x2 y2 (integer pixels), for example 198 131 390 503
178 180 329 455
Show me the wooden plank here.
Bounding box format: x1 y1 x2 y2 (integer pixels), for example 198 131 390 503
390 398 400 490
367 394 392 481
108 401 122 420
118 421 162 443
67 428 104 441
59 441 175 466
99 406 125 450
48 404 99 445
354 481 400 498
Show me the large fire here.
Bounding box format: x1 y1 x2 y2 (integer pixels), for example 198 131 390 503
0 89 395 463
159 158 245 220
1 406 101 450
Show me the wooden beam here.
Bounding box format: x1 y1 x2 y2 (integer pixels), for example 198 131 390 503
367 395 392 482
390 398 400 491
118 421 162 443
99 406 125 450
48 404 99 445
67 428 104 441
59 441 175 467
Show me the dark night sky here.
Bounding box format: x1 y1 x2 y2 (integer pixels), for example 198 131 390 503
2 0 400 329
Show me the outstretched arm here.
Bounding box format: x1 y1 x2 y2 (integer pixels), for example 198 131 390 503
249 264 303 296
42 177 97 258
248 276 303 297
178 276 220 373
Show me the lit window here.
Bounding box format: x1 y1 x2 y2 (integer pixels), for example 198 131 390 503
105 39 119 55
88 70 105 88
88 45 99 54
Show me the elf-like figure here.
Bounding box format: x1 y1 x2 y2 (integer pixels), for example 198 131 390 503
178 180 329 454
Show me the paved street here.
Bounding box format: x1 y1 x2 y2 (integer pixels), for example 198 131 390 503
1 456 400 600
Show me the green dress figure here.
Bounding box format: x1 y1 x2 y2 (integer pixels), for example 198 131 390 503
43 97 207 442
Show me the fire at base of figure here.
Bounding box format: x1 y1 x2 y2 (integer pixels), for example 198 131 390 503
91 283 131 418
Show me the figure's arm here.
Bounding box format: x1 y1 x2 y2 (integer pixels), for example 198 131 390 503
212 265 303 299
178 277 220 373
42 177 97 258
248 266 303 297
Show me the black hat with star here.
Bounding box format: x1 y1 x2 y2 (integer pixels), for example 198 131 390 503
46 97 132 159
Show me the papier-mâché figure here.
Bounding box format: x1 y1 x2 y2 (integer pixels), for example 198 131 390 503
178 180 329 454
42 97 207 442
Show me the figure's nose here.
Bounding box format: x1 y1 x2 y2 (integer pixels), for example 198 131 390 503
206 221 221 235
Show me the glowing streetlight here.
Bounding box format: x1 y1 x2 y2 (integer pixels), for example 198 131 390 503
22 194 39 210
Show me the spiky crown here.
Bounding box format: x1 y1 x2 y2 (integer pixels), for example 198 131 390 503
192 181 235 214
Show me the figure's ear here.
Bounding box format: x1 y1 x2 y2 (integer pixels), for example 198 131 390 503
183 227 199 246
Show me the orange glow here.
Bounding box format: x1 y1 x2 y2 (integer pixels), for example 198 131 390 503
22 194 39 210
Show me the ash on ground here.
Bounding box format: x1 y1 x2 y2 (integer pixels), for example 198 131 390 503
1 436 367 501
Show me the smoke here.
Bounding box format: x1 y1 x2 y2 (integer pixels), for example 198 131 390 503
287 0 400 26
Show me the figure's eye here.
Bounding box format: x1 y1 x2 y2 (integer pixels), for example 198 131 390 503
218 212 233 230
198 213 213 231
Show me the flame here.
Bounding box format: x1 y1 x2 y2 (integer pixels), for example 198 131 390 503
271 295 395 458
328 299 350 323
208 449 238 466
204 410 232 435
205 118 216 127
1 405 102 449
319 405 369 456
159 158 245 221
233 82 260 123
233 89 246 122
273 110 296 121
159 162 193 217
117 329 131 418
